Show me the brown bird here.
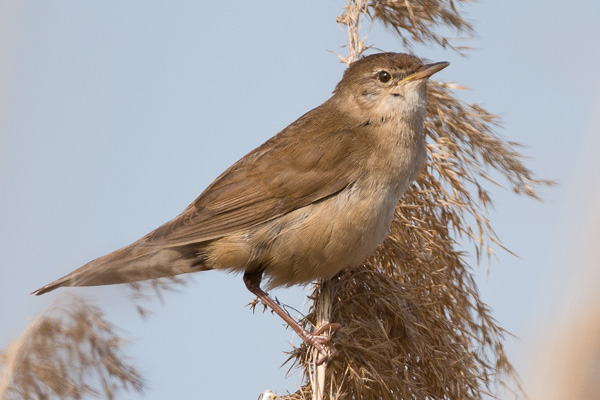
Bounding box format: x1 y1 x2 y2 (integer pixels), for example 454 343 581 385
33 52 448 362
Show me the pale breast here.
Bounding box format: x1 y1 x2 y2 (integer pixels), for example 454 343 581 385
254 182 404 288
204 116 427 289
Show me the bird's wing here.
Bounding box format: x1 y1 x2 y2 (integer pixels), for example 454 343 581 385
143 104 365 247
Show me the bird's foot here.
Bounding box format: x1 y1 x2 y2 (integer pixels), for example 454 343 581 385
243 271 341 365
313 322 341 337
304 322 341 365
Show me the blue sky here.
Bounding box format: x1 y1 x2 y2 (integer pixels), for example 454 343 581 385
2 1 599 398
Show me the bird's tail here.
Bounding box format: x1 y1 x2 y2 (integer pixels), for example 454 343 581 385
32 242 205 295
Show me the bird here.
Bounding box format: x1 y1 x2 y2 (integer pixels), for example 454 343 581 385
33 52 449 363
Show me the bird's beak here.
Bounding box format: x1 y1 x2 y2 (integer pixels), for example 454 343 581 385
397 61 450 84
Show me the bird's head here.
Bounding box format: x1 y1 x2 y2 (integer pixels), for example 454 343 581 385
334 52 449 123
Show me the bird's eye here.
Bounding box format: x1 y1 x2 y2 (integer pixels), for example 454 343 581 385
378 71 392 83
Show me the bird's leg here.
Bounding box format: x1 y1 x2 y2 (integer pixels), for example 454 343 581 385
243 270 339 365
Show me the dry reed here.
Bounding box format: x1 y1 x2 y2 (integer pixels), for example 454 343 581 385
2 1 553 399
0 296 143 400
369 0 475 53
277 1 550 399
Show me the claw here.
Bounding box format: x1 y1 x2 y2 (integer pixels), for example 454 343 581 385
313 322 341 336
314 344 338 366
306 323 341 365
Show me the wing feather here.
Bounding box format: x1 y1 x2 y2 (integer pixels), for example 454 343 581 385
144 101 366 247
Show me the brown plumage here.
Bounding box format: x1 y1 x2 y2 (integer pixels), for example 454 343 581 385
32 53 448 361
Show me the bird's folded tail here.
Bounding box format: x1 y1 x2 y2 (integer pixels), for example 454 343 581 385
32 242 206 295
